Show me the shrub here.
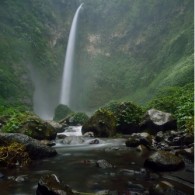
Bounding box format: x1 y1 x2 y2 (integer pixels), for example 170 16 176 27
104 101 144 130
66 112 89 125
53 104 72 121
147 83 194 130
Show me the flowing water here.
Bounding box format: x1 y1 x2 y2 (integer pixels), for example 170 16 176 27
0 127 194 194
60 4 83 106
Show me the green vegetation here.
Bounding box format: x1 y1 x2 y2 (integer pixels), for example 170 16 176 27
0 0 193 132
147 83 194 132
54 104 73 121
0 106 56 140
82 108 116 137
103 101 143 128
65 112 89 125
0 0 79 108
73 0 193 111
0 142 31 168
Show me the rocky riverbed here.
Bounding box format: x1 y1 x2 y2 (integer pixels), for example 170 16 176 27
0 125 194 195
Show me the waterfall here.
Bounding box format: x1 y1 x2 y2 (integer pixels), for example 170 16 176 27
60 3 83 106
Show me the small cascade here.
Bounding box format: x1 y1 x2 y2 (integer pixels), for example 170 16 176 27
60 4 83 106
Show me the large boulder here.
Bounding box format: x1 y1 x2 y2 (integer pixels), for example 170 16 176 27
1 112 57 140
47 120 63 133
0 133 57 159
82 109 116 137
144 150 184 171
20 116 57 140
126 132 153 148
36 173 74 195
140 109 177 134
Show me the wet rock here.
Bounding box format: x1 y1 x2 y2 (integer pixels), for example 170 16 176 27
0 133 57 160
175 147 194 162
83 131 94 137
155 131 164 142
126 137 140 147
36 173 74 195
140 109 177 134
126 132 153 148
183 133 194 145
40 140 56 147
127 181 145 193
62 136 84 145
20 115 57 140
88 138 100 144
47 120 63 133
82 109 116 137
149 180 174 195
119 168 151 180
15 175 28 182
96 159 113 169
144 151 185 171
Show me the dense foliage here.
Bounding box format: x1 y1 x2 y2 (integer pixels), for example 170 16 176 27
147 83 194 132
72 0 193 111
65 112 89 125
0 0 193 126
103 101 143 127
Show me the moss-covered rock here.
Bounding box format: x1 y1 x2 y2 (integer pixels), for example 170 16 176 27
144 151 185 171
1 111 57 140
103 101 144 134
64 112 89 126
0 133 57 160
0 142 31 168
36 173 75 195
82 109 116 137
53 104 73 121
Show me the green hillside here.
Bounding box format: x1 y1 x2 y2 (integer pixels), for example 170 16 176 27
70 0 193 111
0 0 193 115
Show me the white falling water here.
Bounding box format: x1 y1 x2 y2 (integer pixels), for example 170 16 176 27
60 4 83 106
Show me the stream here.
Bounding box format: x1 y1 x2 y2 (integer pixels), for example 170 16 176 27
0 126 194 194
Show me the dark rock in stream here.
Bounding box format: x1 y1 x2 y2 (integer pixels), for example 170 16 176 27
126 132 153 149
144 150 185 171
36 173 75 195
0 133 57 159
149 180 187 195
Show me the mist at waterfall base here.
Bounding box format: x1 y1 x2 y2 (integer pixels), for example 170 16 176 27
31 4 83 120
60 3 83 106
28 65 60 120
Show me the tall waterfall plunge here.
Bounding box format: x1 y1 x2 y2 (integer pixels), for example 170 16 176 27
60 4 83 106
